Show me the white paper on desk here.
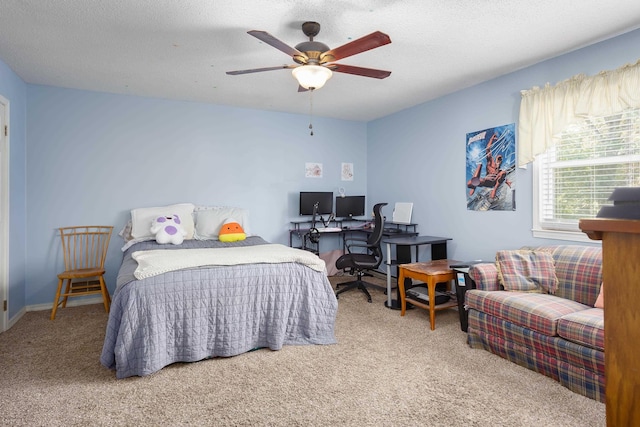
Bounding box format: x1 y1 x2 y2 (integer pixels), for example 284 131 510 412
392 202 413 224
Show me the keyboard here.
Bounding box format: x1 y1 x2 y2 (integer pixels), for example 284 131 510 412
317 227 342 233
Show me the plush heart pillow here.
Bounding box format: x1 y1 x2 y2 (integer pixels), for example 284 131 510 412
594 283 604 308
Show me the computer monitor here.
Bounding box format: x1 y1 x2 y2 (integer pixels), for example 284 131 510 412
335 195 366 219
299 192 333 216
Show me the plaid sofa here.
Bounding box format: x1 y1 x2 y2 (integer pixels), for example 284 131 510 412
465 245 604 402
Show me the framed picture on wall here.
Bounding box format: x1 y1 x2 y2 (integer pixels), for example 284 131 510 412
466 123 516 211
305 162 323 178
341 163 354 181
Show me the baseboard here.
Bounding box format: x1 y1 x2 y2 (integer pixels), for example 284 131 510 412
8 306 27 330
368 269 387 280
27 296 105 312
332 269 387 282
3 297 105 332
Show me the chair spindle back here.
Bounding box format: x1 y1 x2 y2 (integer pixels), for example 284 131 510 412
59 226 113 272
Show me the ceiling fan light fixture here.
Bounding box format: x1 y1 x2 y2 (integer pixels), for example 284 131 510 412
292 65 333 90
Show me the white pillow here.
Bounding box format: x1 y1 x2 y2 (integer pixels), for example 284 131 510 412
130 203 195 240
118 220 153 251
194 206 251 240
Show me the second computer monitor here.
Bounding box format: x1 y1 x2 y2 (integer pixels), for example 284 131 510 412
335 195 365 219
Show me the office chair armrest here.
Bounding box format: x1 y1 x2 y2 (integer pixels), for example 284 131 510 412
344 236 368 244
345 241 372 253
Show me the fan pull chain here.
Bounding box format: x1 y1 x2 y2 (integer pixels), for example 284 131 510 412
308 89 314 136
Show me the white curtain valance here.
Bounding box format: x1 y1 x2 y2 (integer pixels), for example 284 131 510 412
517 59 640 167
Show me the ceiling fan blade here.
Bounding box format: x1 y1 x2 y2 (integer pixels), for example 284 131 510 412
226 65 296 75
248 30 305 59
330 64 391 79
320 31 391 62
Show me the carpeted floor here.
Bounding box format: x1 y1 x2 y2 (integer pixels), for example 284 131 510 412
0 275 605 426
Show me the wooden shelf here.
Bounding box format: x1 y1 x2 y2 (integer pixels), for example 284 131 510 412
404 297 458 312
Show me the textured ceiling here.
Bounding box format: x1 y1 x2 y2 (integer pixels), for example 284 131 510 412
1 0 640 121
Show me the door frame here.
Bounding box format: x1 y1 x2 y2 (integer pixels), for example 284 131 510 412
0 95 9 333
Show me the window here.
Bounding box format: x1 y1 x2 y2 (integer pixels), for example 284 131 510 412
533 108 640 240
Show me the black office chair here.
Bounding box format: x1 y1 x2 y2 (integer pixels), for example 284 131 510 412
335 202 388 303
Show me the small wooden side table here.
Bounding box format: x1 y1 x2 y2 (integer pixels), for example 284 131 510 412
399 259 461 330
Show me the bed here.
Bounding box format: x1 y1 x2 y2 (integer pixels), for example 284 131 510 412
100 204 338 378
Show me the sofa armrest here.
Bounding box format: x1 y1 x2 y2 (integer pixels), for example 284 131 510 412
468 263 501 291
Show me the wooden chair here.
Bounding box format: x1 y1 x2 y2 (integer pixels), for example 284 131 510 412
51 225 114 320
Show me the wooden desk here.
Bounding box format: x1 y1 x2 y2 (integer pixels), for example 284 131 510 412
398 259 461 330
580 218 640 427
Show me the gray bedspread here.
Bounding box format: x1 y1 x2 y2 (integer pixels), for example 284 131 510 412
100 237 338 378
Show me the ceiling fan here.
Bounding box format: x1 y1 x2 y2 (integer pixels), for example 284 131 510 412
226 21 391 91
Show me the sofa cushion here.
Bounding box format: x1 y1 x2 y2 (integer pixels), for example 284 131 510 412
496 250 558 294
546 245 602 305
468 309 605 374
466 290 590 336
557 308 604 351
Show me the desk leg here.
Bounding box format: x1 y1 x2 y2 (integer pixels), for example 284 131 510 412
385 244 413 310
399 268 407 316
396 244 412 303
384 243 394 309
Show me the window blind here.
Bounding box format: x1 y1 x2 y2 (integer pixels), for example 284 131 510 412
537 108 640 231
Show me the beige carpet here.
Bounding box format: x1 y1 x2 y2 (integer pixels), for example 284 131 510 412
0 276 605 426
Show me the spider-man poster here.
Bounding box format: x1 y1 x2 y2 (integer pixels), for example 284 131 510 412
466 123 516 211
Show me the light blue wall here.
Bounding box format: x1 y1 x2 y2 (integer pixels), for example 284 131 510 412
25 87 367 306
0 59 27 318
367 28 640 262
4 27 640 312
